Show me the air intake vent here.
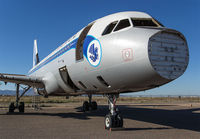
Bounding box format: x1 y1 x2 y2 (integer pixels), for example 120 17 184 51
78 81 87 89
97 76 110 88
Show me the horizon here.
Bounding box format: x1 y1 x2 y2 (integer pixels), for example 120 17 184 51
0 0 199 95
0 89 200 97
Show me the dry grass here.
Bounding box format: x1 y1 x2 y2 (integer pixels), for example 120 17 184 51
0 95 200 104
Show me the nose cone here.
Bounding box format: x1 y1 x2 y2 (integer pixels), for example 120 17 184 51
148 29 189 80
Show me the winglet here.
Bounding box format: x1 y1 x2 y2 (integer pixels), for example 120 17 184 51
33 40 40 67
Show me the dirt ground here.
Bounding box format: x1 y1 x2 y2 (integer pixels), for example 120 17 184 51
0 102 200 139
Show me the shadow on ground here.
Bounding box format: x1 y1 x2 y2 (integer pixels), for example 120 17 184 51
1 105 200 132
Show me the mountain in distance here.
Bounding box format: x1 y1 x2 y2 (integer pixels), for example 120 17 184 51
0 89 34 96
0 90 16 95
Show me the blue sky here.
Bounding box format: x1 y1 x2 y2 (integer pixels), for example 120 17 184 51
0 0 199 95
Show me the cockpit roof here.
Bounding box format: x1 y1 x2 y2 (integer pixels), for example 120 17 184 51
95 11 152 23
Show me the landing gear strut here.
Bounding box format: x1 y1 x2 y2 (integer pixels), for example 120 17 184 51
8 84 30 113
82 94 97 112
104 94 123 130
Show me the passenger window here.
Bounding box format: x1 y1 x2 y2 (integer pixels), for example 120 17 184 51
102 21 118 36
114 19 130 32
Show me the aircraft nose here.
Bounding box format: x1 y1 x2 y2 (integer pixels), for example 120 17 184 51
148 30 189 80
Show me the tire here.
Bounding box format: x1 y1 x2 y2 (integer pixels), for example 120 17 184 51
82 101 89 112
91 101 97 110
117 114 123 127
105 114 113 130
19 102 24 113
9 102 15 113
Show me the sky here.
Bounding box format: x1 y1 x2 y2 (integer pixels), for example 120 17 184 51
0 0 199 95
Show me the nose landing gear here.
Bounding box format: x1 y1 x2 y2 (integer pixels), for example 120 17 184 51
104 94 123 130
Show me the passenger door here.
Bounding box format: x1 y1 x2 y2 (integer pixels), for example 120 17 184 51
76 22 95 61
59 66 79 91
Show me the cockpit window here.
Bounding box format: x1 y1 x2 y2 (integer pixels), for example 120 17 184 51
131 18 162 27
114 19 131 32
153 18 164 27
102 21 118 36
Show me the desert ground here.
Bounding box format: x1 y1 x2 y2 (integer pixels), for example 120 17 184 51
0 96 200 139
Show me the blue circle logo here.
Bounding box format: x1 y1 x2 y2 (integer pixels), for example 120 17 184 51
87 39 102 67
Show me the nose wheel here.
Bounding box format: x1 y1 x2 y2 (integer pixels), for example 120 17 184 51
104 94 123 130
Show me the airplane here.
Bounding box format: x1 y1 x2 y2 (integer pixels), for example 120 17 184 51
0 11 189 130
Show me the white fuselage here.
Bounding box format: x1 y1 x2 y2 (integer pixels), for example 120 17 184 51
28 12 189 96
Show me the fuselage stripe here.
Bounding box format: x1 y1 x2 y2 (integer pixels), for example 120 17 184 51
29 39 78 75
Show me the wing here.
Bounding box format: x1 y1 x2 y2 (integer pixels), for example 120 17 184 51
0 73 44 88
